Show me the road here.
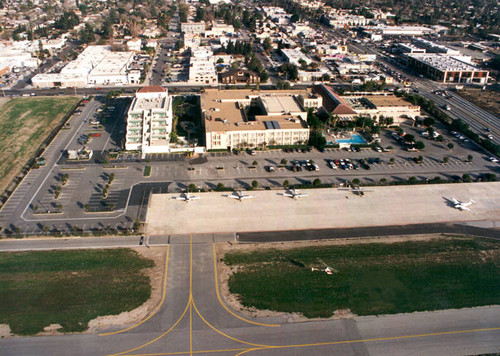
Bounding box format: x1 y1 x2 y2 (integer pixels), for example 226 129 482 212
1 236 499 356
357 43 500 146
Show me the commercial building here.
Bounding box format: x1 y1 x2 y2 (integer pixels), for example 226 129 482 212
31 45 139 88
314 84 420 123
125 86 173 156
181 22 206 35
281 48 312 66
363 25 434 37
188 49 217 84
407 53 489 84
201 89 316 150
220 69 260 84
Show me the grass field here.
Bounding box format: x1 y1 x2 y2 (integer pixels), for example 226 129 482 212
0 249 154 335
0 96 79 192
224 236 500 318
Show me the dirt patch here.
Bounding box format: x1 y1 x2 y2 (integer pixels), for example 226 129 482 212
215 234 457 320
87 247 166 332
38 324 63 336
0 324 11 338
456 88 500 119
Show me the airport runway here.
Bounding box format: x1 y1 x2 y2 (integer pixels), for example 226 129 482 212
1 237 500 356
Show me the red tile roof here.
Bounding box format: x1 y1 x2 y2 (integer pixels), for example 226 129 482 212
313 84 356 116
138 86 167 93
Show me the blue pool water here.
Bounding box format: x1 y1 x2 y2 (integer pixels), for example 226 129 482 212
335 134 367 145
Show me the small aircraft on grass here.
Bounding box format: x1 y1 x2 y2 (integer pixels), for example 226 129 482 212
176 192 200 202
283 188 308 200
227 190 254 201
451 198 475 212
311 258 338 275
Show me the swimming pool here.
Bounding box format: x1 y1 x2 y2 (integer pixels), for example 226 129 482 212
335 134 367 145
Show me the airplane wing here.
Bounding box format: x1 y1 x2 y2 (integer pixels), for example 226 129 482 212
190 196 200 200
462 207 472 212
176 196 187 200
283 193 293 197
451 197 460 205
241 195 254 200
298 193 309 197
227 195 239 199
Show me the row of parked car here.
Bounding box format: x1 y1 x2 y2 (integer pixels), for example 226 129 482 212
290 160 320 172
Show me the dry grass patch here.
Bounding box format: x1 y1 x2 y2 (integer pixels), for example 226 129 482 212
0 96 79 192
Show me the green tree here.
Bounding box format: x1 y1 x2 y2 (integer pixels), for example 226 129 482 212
252 160 258 166
308 131 326 151
423 117 435 127
251 180 259 189
415 141 425 150
447 142 455 150
280 63 298 81
313 178 321 187
188 184 197 192
79 23 95 44
404 134 415 143
443 156 449 164
263 37 272 53
352 178 361 185
467 154 473 162
283 180 290 188
280 158 288 165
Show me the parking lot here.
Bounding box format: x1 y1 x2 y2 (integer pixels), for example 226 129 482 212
0 93 498 236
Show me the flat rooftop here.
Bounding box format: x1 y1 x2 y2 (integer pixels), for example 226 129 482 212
260 94 303 114
368 95 419 108
409 53 483 72
147 182 500 236
133 96 167 111
202 89 309 132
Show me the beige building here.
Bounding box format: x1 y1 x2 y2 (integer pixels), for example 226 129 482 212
125 86 173 157
202 89 316 150
314 84 420 123
343 95 421 123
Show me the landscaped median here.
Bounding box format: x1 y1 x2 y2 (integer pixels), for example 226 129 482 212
220 235 500 319
0 249 154 336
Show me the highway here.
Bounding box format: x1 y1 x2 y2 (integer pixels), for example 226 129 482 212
0 236 499 356
357 43 500 146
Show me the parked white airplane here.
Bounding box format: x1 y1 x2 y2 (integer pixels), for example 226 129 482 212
176 192 200 202
284 188 308 199
228 190 254 201
451 198 475 212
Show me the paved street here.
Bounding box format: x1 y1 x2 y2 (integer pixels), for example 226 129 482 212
1 97 498 236
1 237 499 356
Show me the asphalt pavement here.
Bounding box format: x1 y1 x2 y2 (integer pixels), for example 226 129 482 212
1 236 499 356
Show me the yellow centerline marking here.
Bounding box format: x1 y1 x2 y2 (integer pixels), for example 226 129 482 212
107 238 500 356
100 246 171 337
212 244 280 328
272 326 500 350
108 300 191 356
122 347 252 355
191 299 271 348
124 326 500 355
